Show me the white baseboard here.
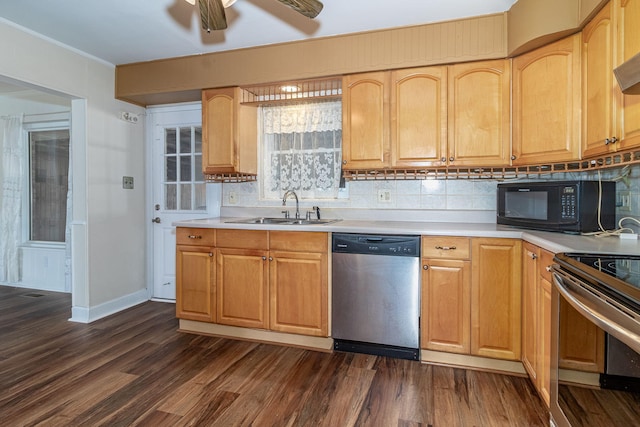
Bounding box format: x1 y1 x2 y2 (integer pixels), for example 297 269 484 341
69 288 149 323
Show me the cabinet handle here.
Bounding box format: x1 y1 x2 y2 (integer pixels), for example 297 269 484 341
188 235 202 239
605 137 618 145
342 160 347 165
511 155 516 161
209 253 213 257
423 265 429 270
262 256 267 260
440 157 447 162
269 256 273 261
435 245 456 250
546 266 552 272
449 157 455 162
529 252 537 260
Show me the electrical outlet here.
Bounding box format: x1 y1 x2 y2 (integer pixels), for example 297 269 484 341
377 189 392 203
229 191 238 205
122 176 134 189
618 191 631 211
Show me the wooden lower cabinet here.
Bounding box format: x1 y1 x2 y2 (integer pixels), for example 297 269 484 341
559 300 605 373
176 245 216 322
471 238 522 360
521 243 553 406
216 247 269 329
175 228 216 322
178 228 329 338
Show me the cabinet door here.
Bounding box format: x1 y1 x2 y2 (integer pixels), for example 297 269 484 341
202 87 257 175
582 2 618 157
521 243 539 381
342 72 390 169
448 59 511 166
539 274 552 407
391 67 447 167
176 245 215 322
512 35 581 164
616 0 640 151
421 258 471 354
216 248 269 329
471 238 522 360
559 299 605 373
269 250 328 336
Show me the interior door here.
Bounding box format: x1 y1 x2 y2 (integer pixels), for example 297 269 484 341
148 103 213 301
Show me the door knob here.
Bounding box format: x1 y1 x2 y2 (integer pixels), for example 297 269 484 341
151 217 161 223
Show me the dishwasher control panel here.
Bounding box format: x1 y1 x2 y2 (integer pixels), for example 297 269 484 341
332 233 420 257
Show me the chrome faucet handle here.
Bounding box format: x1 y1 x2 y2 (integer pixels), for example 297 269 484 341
305 211 312 220
281 210 290 219
312 206 320 219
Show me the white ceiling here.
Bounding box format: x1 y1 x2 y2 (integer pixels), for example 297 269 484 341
0 0 517 67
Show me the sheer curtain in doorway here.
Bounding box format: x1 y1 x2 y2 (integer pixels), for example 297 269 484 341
0 115 23 283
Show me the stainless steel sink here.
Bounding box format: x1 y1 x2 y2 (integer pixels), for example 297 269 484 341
225 217 341 226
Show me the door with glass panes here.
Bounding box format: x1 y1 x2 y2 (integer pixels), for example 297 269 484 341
149 103 207 301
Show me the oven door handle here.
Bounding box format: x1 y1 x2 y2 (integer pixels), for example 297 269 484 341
552 271 640 354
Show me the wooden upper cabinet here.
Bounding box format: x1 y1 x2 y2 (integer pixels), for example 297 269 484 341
201 87 257 175
447 59 511 167
616 0 640 151
512 34 582 164
391 67 447 167
582 2 617 157
342 72 390 169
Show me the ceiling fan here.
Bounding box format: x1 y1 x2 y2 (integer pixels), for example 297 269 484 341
184 0 324 32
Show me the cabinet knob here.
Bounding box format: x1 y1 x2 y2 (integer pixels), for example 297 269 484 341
269 256 273 261
435 245 456 250
440 157 447 162
449 157 455 162
529 252 537 260
546 266 552 272
262 256 267 260
423 265 429 270
342 160 347 165
605 137 618 145
209 253 213 257
511 155 516 161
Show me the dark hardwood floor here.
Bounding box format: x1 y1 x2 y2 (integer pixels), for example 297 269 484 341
0 286 550 426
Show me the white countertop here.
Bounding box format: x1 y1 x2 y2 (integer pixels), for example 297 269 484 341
173 216 640 256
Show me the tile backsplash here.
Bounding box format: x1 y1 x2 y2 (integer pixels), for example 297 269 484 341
220 164 640 230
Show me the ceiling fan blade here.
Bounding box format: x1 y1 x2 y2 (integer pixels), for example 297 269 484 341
198 0 227 32
276 0 324 19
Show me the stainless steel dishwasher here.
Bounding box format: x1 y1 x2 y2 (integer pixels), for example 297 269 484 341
332 233 420 360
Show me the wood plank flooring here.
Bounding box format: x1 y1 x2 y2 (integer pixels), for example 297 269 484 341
0 286 550 426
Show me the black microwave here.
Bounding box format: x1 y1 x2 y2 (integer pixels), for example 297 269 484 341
497 180 616 233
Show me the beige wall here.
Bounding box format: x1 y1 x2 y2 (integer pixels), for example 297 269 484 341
0 19 147 320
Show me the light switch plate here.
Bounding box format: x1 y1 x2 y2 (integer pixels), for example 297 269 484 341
122 176 134 189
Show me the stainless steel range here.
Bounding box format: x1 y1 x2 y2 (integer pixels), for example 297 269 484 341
551 253 640 427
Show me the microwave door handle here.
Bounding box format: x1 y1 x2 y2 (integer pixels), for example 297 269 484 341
552 272 640 354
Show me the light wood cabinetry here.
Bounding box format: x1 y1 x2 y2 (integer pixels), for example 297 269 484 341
421 237 471 354
216 229 269 329
176 228 216 322
201 87 257 175
181 228 329 337
391 67 448 167
559 299 606 373
342 72 390 169
582 0 640 157
512 34 582 164
471 238 522 361
521 243 553 406
269 232 328 337
342 60 510 170
447 59 511 167
422 237 521 362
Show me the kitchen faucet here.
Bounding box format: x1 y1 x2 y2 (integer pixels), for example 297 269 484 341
282 190 300 219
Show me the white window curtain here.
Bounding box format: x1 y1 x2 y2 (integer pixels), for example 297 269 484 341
0 115 24 284
260 100 342 199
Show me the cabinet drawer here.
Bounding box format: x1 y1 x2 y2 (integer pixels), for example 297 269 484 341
176 228 216 246
270 231 328 253
216 229 268 249
421 236 470 259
